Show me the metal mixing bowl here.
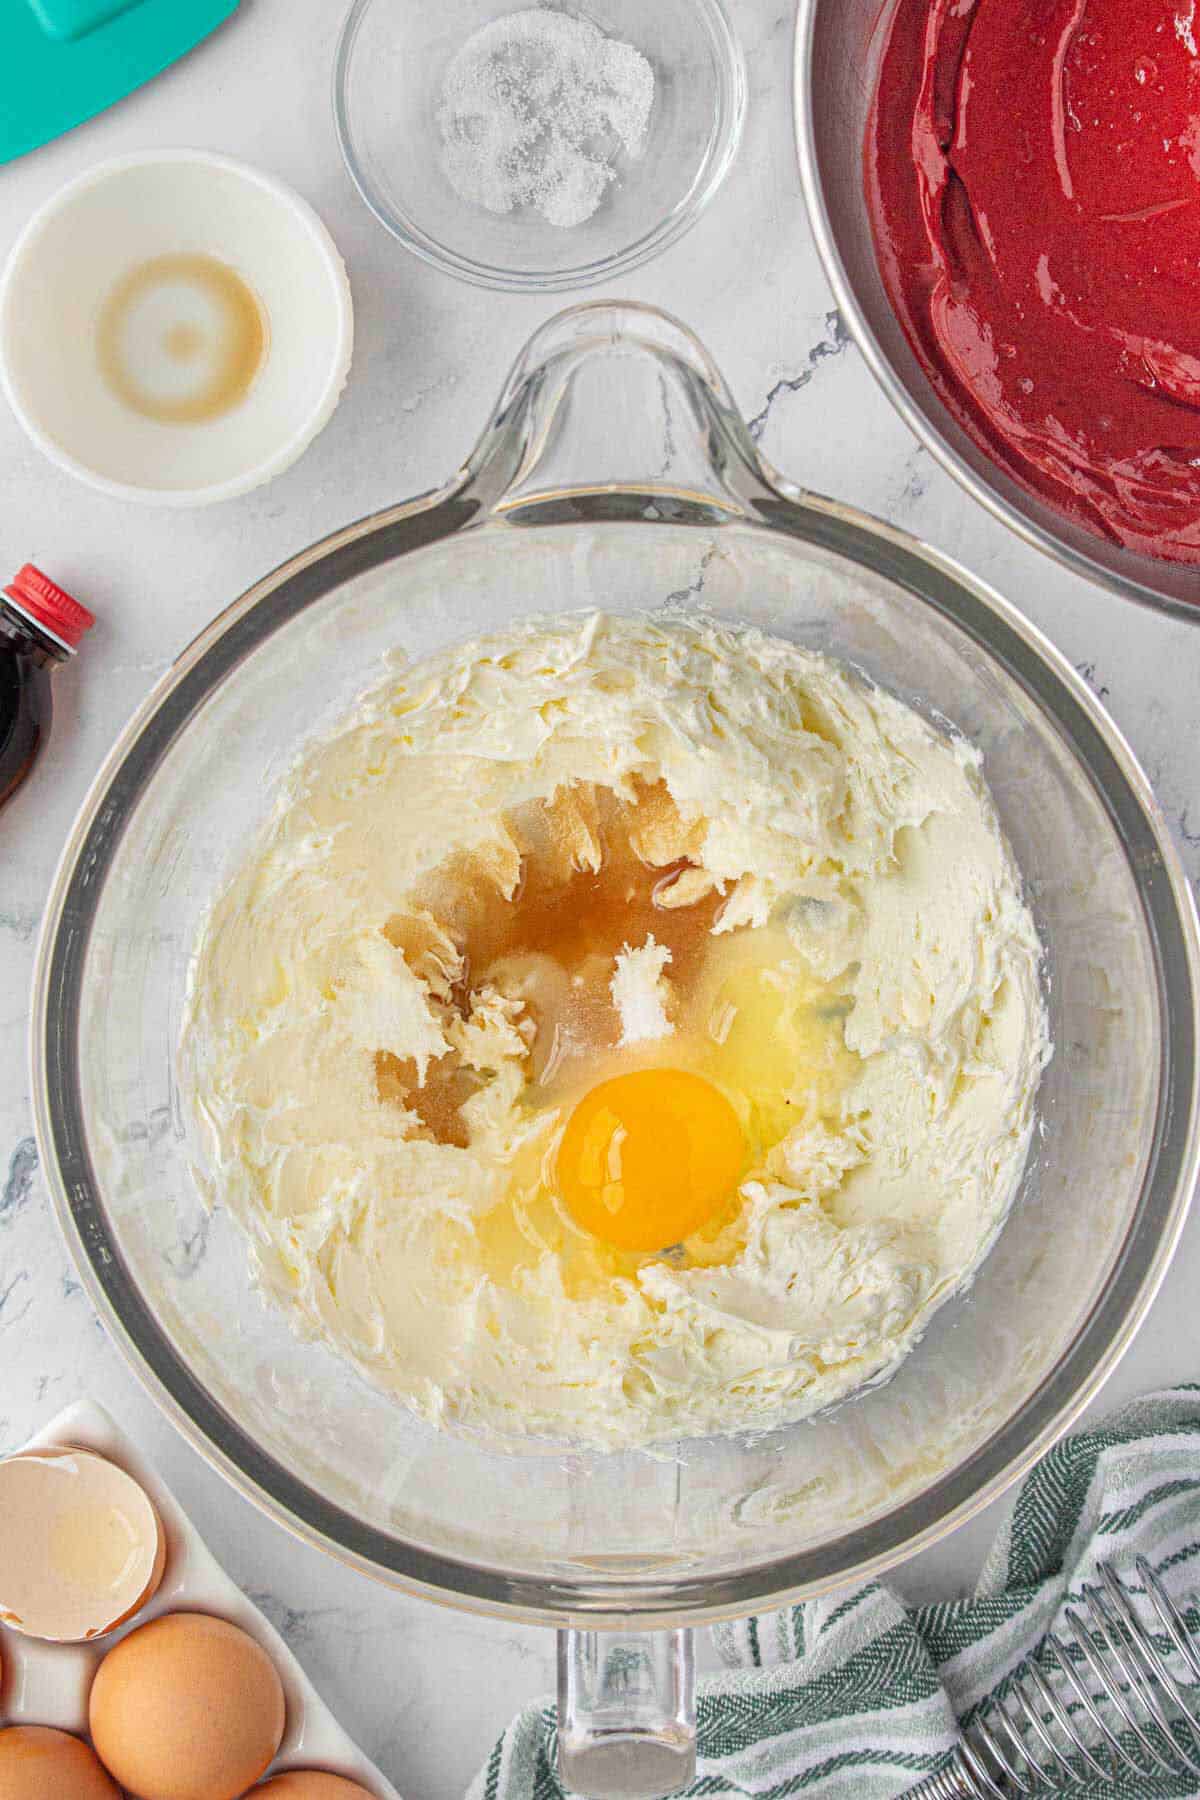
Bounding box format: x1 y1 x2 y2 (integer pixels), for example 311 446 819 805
28 306 1200 1791
795 0 1200 624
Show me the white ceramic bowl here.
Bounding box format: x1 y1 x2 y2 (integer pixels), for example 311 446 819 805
0 151 354 507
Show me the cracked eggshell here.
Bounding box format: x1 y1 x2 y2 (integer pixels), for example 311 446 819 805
0 1449 165 1643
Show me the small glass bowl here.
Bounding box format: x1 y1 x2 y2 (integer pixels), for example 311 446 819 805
333 0 746 292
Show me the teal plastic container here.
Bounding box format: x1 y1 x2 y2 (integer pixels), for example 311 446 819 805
2 0 239 164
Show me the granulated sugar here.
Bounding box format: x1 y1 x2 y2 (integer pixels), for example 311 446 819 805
437 9 655 229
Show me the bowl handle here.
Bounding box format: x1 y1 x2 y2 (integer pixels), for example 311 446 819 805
456 300 798 521
558 1624 696 1798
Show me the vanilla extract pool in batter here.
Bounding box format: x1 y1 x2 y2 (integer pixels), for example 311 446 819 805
374 777 858 1272
375 781 728 1149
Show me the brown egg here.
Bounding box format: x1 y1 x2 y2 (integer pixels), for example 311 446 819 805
251 1777 378 1799
89 1611 286 1800
0 1725 121 1800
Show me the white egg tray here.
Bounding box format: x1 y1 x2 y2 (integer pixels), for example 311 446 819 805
0 1399 402 1799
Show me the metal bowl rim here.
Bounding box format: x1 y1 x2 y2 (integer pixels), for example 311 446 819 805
792 0 1200 626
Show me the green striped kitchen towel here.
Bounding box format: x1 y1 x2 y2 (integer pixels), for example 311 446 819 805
469 1386 1200 1799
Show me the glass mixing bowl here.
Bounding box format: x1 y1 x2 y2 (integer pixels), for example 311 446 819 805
31 304 1200 1795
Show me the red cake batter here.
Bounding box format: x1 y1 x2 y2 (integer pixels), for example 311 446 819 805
867 0 1200 562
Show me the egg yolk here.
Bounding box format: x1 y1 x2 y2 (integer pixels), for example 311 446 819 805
556 1068 745 1252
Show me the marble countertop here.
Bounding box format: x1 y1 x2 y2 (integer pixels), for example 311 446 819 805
1 2 1199 1795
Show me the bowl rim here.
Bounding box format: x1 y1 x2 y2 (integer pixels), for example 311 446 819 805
28 300 1200 1627
0 149 354 509
332 0 747 293
792 0 1200 627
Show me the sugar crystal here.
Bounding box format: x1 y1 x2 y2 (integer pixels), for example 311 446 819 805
437 9 655 229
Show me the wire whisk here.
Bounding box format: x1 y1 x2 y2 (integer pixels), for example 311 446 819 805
907 1557 1200 1797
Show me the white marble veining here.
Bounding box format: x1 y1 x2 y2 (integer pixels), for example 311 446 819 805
1 1 1198 1795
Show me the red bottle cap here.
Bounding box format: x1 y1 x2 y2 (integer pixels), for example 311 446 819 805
3 564 95 654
